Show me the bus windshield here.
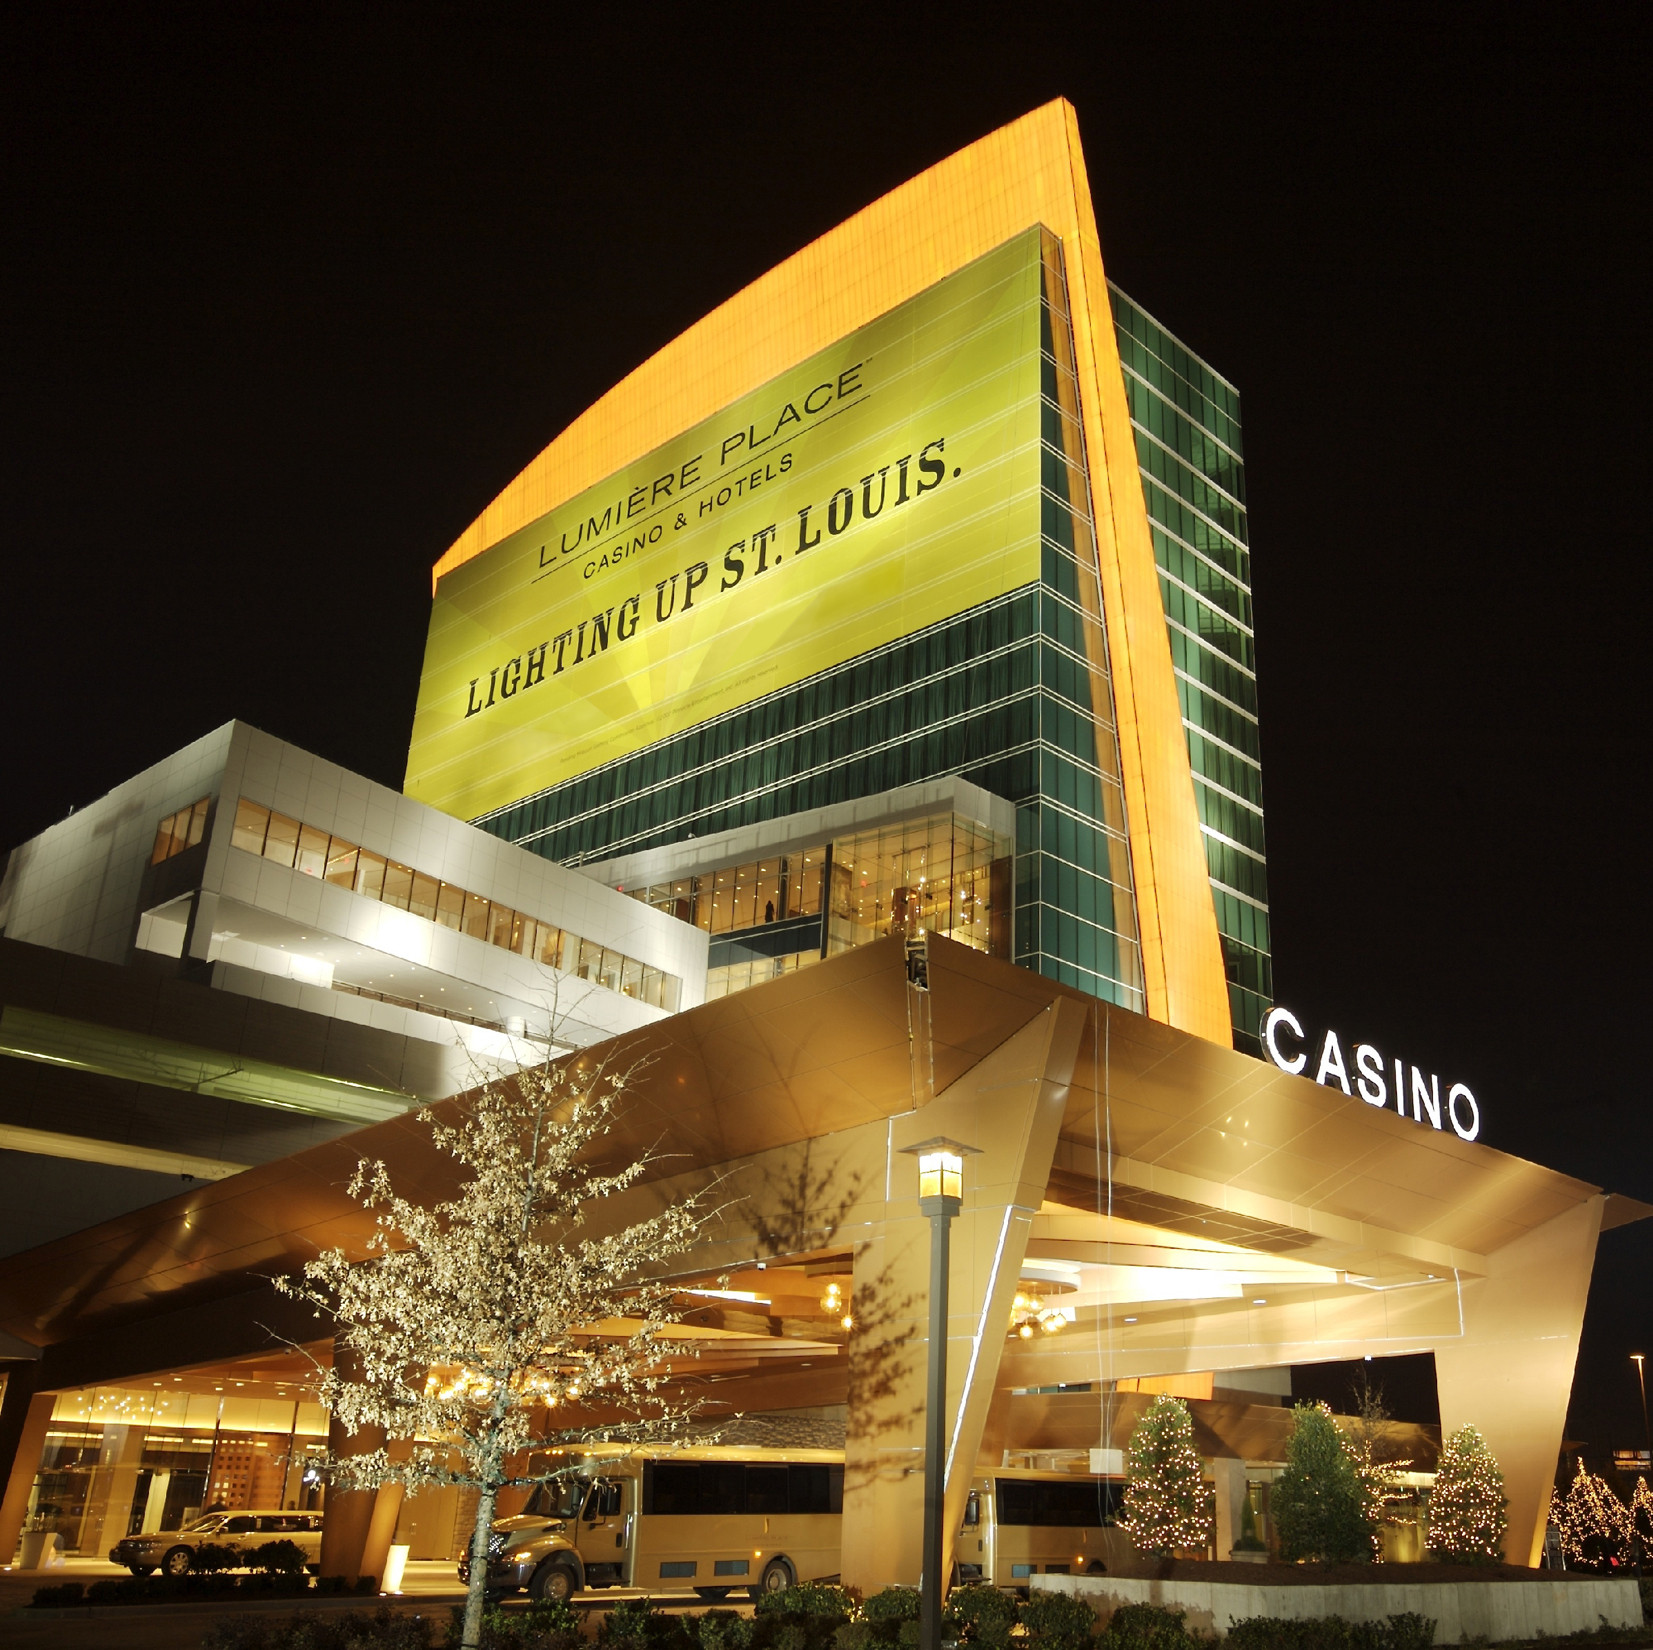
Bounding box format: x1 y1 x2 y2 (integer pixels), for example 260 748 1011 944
523 1475 588 1519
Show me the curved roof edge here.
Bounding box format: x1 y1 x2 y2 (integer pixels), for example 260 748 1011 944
433 99 1091 591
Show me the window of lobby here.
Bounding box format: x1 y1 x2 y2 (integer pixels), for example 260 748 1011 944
21 1385 326 1557
226 799 679 1012
627 813 1011 1001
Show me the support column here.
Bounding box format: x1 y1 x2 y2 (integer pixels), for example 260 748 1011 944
0 1369 53 1568
1433 1195 1605 1566
841 1001 1086 1595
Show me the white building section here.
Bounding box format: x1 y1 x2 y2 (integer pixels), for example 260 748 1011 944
0 722 708 1088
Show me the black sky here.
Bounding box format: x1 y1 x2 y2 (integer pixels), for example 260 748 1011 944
2 5 1648 1460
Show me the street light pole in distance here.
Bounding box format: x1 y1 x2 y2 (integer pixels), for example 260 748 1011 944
1633 1354 1650 1456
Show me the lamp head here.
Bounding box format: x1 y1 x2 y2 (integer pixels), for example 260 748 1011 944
900 1135 979 1213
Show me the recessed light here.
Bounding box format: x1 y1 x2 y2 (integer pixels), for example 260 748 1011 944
1252 1299 1267 1306
1124 1316 1136 1324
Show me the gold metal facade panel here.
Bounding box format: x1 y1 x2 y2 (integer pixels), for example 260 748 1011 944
426 99 1231 1042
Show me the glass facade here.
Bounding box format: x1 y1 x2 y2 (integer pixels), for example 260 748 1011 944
481 233 1146 1014
1110 288 1272 1053
22 1387 325 1555
476 247 1271 1040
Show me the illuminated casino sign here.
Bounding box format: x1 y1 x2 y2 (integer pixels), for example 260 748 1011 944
1260 1006 1481 1142
405 231 1045 822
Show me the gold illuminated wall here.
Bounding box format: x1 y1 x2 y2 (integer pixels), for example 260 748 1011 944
410 99 1232 1046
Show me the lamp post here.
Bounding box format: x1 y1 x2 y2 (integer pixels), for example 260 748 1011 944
901 1137 977 1650
1634 1354 1650 1456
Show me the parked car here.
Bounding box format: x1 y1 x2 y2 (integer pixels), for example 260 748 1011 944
110 1509 323 1577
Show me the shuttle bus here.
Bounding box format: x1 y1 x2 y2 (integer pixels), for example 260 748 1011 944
470 1444 844 1603
955 1469 1129 1589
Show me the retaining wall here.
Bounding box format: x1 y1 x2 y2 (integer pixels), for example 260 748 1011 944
1032 1569 1645 1643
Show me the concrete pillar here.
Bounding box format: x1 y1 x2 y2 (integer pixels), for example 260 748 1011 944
1433 1195 1605 1566
0 1373 54 1567
317 1403 386 1583
1209 1456 1244 1558
840 1001 1086 1595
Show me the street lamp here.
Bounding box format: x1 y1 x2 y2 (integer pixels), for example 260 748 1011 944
901 1136 978 1650
1634 1354 1650 1456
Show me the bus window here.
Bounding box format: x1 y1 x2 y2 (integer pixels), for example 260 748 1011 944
995 1478 1118 1527
584 1481 622 1520
964 1490 981 1528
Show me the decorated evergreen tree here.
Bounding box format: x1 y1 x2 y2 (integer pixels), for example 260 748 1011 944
1632 1476 1653 1554
1271 1402 1374 1564
1553 1458 1636 1572
1119 1394 1213 1556
1426 1425 1508 1563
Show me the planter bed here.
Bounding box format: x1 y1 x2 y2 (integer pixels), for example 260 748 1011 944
30 1575 381 1608
1034 1564 1646 1643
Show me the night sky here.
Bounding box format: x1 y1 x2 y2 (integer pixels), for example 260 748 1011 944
3 8 1647 1461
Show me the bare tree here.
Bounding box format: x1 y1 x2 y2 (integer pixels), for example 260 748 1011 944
277 1038 721 1648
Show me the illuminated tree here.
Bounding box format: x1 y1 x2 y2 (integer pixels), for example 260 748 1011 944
1272 1402 1374 1564
1345 1375 1408 1562
1119 1395 1213 1556
277 1042 721 1649
1426 1425 1508 1563
1552 1459 1636 1572
1633 1476 1653 1551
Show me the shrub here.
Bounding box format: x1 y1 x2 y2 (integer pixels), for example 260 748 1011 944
457 1598 585 1650
202 1606 434 1649
315 1574 382 1596
1225 1614 1434 1650
831 1625 878 1650
860 1589 921 1624
193 1541 244 1574
30 1579 85 1607
950 1583 1018 1648
700 1614 755 1650
1018 1590 1097 1650
1097 1603 1196 1648
251 1538 311 1575
755 1584 855 1622
600 1595 690 1650
1271 1404 1374 1565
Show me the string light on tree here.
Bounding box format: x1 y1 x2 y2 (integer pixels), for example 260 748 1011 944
1426 1425 1508 1564
1119 1394 1212 1556
1552 1458 1636 1572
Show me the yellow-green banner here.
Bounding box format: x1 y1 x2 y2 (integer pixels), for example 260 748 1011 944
405 231 1044 822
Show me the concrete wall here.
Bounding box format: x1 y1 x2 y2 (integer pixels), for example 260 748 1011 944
1035 1570 1645 1642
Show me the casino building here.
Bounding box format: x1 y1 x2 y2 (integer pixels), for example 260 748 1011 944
0 100 1644 1588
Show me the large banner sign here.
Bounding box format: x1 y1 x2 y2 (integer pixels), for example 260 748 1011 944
405 231 1044 822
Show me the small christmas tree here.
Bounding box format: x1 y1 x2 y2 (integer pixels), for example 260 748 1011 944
1427 1425 1508 1563
1119 1394 1213 1556
1271 1402 1374 1564
1553 1459 1636 1572
1632 1476 1653 1552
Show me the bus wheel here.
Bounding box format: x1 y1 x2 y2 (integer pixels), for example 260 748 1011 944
752 1557 794 1597
695 1587 732 1601
530 1560 579 1603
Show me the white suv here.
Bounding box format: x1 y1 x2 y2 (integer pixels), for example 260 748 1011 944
109 1509 324 1577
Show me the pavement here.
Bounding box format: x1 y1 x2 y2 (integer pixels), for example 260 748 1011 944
0 1558 743 1649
